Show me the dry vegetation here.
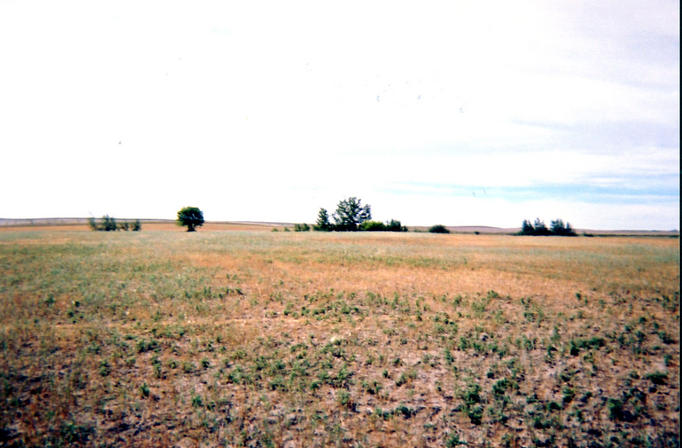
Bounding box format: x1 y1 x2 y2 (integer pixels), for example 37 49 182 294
0 228 679 447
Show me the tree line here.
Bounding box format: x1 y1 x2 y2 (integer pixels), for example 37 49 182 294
519 218 576 236
311 197 407 232
95 202 577 236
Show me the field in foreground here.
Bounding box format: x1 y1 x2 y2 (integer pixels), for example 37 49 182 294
0 229 679 447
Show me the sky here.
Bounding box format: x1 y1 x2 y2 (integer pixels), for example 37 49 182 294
0 1 679 230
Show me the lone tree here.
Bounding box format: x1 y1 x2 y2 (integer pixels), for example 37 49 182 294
177 206 204 232
333 197 371 231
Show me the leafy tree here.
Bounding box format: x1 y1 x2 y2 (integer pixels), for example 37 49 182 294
132 219 142 231
177 206 204 232
333 197 371 231
428 224 450 234
313 208 333 231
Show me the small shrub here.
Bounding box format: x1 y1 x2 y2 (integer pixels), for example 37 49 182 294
362 379 382 395
58 421 95 444
136 338 159 353
192 393 203 408
336 390 353 409
492 378 511 396
98 360 111 377
466 404 483 424
561 386 575 404
645 371 667 385
395 404 416 419
446 433 467 447
183 362 196 374
461 382 482 405
657 331 674 344
607 398 624 420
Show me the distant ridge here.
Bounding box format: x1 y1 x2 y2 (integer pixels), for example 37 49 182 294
0 217 158 226
0 218 677 236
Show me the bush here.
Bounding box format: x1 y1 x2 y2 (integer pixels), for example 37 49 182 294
428 224 450 234
294 223 310 232
386 219 408 232
360 220 386 231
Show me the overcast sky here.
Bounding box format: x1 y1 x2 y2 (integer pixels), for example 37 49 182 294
1 1 679 229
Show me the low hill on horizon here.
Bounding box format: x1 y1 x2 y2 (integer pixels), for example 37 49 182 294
0 217 678 236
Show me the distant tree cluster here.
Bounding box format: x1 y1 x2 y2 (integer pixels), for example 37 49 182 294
519 218 576 236
167 203 580 238
89 215 141 232
311 197 406 232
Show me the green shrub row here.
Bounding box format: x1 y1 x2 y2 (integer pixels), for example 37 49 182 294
88 215 141 232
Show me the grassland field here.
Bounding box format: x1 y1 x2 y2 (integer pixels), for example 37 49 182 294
0 225 679 447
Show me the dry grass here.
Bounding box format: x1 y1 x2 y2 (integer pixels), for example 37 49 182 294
0 229 678 447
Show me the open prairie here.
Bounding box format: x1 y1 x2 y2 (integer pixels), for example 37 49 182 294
0 229 678 447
